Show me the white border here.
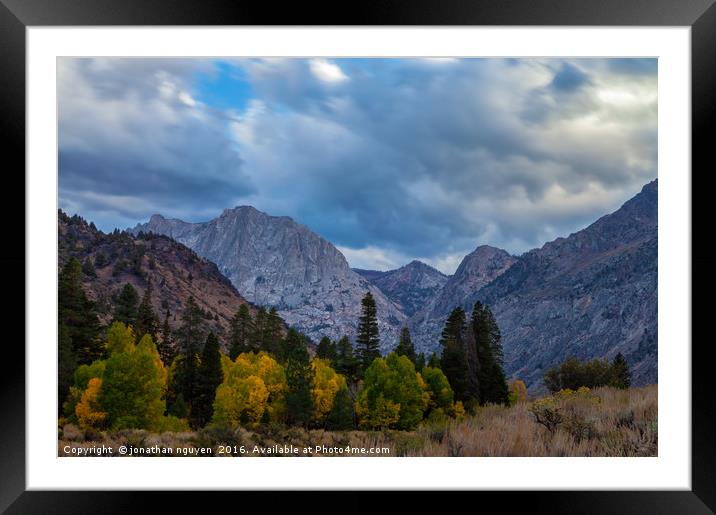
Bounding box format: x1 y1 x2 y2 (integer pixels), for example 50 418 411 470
27 27 690 490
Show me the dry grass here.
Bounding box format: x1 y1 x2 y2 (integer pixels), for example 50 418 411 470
408 385 657 457
58 385 656 457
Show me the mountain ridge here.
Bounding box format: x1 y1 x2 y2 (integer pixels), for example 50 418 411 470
408 245 517 354
354 260 449 317
474 179 658 390
127 179 658 390
132 206 407 349
59 210 258 349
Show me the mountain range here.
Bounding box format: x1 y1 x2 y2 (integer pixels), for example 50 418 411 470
131 206 406 350
123 179 657 390
476 180 657 388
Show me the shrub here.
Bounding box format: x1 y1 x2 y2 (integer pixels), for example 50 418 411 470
193 424 243 453
543 356 631 393
156 415 190 433
507 379 528 406
529 398 563 433
390 432 425 457
62 424 84 442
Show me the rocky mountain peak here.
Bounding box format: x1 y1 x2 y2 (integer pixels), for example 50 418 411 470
355 260 448 317
131 206 406 348
473 179 658 390
408 245 516 352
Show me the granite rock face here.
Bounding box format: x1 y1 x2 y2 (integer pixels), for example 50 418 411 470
132 206 406 349
354 260 448 317
408 246 517 354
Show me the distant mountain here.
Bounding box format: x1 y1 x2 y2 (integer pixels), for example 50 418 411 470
409 246 517 353
476 180 658 390
354 260 449 317
131 206 406 349
122 179 658 391
58 210 256 349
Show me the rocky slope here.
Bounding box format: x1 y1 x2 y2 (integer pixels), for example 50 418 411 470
408 246 517 353
354 260 448 317
131 207 406 349
59 210 256 348
474 180 658 390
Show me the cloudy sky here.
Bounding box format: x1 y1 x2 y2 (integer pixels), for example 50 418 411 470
58 57 657 274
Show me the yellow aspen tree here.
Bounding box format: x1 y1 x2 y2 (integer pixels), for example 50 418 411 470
212 351 286 426
311 358 346 423
75 377 107 428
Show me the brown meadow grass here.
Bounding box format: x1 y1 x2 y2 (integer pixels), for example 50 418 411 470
58 385 656 457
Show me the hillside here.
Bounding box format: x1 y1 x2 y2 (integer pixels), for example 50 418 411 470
476 180 658 389
59 210 256 346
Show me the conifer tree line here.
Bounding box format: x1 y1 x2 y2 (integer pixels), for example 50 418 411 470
60 250 628 435
437 302 509 409
58 253 502 433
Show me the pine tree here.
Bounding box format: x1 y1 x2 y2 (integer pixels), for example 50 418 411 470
81 256 97 278
135 280 158 341
316 337 333 360
229 304 254 360
284 329 314 426
192 332 223 428
251 307 267 353
94 251 108 268
327 340 338 363
395 327 417 364
471 301 508 405
335 335 357 381
610 353 631 389
325 385 355 430
167 392 188 419
114 282 139 328
462 321 481 402
157 310 174 366
356 291 380 374
58 257 102 364
439 307 470 402
172 296 205 422
262 307 284 355
58 323 78 412
415 352 426 372
428 352 441 369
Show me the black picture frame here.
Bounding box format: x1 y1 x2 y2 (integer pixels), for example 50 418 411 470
1 0 713 512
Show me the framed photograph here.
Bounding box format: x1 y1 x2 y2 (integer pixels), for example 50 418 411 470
3 0 713 511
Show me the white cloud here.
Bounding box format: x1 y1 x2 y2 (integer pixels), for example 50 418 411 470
337 245 404 272
58 58 254 230
422 253 465 275
309 59 349 83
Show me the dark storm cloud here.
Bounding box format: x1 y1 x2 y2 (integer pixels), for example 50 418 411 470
58 58 254 227
59 57 657 272
232 59 656 265
550 62 592 92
